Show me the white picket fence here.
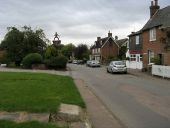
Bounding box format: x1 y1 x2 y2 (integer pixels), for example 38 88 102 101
152 65 170 78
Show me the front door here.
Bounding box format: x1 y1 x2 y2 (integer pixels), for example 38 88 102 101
136 54 140 62
136 54 142 69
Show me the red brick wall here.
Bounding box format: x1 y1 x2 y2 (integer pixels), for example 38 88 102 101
164 53 170 65
142 28 170 68
101 40 119 61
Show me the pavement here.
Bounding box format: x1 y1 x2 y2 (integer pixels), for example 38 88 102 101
127 68 170 81
127 68 151 77
74 79 124 128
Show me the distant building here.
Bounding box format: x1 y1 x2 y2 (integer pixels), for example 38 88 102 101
90 32 128 63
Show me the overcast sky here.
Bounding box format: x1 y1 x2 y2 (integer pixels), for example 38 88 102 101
0 0 170 46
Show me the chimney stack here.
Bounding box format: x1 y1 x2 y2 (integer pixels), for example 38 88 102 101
150 0 160 18
155 0 158 6
115 36 118 40
108 31 112 37
97 37 101 41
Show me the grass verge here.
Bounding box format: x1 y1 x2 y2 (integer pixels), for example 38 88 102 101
0 72 85 113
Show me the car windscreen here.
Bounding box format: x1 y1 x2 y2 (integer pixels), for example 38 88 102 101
114 62 125 65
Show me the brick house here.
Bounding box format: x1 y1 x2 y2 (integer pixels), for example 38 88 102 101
90 32 128 63
142 0 170 69
128 0 170 70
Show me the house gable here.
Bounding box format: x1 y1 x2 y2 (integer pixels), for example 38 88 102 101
101 36 119 48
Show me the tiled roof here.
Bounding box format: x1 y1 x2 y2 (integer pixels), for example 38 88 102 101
116 38 128 47
142 6 170 31
91 37 109 49
128 30 142 37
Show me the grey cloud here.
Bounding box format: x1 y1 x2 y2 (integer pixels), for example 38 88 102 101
0 0 170 45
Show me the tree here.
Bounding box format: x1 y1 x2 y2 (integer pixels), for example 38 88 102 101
74 44 89 60
61 43 75 59
45 45 58 59
0 26 47 66
118 46 127 60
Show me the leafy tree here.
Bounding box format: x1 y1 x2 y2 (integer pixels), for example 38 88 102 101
74 44 89 59
45 45 58 59
118 46 127 60
1 27 24 66
0 26 47 66
61 43 75 59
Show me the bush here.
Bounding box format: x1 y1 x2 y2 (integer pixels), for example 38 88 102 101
151 57 161 65
45 56 68 69
22 53 43 68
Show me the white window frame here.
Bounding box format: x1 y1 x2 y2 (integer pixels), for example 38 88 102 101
130 54 136 61
149 28 156 41
136 35 139 45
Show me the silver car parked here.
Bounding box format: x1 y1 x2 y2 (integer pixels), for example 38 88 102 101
86 60 92 67
107 61 127 74
89 60 100 67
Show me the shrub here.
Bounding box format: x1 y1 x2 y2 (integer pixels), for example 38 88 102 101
45 56 68 69
22 53 43 68
151 57 161 65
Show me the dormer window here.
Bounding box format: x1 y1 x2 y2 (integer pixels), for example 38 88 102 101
149 28 156 41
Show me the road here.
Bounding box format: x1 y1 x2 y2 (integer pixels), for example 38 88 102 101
69 64 170 128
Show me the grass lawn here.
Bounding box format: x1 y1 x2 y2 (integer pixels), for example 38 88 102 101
0 72 85 113
0 120 64 128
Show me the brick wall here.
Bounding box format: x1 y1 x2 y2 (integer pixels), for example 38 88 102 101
101 39 119 61
142 27 170 68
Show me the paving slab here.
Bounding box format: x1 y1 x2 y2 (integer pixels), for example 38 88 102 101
0 111 49 123
49 103 84 122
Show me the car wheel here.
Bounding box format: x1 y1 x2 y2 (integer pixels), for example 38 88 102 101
124 71 127 74
111 70 115 74
107 68 109 73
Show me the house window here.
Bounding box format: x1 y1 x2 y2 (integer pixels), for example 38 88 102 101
148 50 154 64
130 54 136 61
136 35 139 45
98 48 100 53
93 49 95 54
140 55 143 61
149 28 156 41
127 41 129 49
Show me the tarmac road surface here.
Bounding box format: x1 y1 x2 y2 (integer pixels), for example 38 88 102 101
69 64 170 128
